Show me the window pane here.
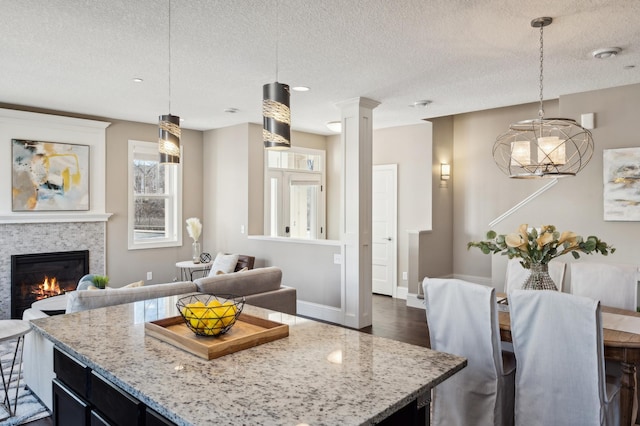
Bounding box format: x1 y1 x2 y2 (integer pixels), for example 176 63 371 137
290 183 318 239
134 197 167 240
270 177 279 237
267 150 322 172
133 160 165 194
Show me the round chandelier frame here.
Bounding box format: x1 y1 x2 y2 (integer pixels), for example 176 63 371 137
493 17 594 178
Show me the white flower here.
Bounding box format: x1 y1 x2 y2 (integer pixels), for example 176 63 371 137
186 217 202 242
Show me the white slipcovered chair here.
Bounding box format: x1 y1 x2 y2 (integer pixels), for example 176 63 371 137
570 262 639 311
505 259 566 292
423 277 515 426
508 289 620 426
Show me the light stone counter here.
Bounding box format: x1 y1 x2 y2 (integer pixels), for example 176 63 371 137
30 293 466 425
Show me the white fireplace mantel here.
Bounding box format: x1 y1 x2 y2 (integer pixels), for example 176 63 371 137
0 108 111 220
0 213 113 224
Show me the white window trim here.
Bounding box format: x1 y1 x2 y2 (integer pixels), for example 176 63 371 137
127 139 183 250
264 147 326 239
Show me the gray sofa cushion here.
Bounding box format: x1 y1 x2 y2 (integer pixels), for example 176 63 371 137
194 267 283 296
65 281 197 313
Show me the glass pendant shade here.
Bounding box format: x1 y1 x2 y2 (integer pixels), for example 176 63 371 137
159 114 181 164
263 82 291 150
494 118 593 178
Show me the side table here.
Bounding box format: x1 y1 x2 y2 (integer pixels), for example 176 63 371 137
176 260 213 281
0 320 31 420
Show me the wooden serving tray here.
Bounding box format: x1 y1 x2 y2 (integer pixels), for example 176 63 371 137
145 313 289 360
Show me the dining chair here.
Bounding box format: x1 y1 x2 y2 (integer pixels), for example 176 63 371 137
504 259 566 292
423 278 515 426
508 289 620 426
570 262 639 311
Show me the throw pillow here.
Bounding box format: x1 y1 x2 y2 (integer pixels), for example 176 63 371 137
123 280 144 288
208 252 239 277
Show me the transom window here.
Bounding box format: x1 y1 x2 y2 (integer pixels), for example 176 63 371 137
128 140 182 249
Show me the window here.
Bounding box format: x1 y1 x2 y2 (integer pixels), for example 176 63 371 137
128 140 182 249
265 147 326 239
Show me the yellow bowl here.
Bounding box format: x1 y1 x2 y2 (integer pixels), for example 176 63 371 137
176 294 245 337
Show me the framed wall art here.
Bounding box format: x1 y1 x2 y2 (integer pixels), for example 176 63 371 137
12 139 90 211
603 147 640 221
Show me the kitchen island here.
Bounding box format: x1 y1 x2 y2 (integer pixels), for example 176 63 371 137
30 293 466 425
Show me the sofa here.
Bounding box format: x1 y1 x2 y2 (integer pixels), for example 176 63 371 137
22 266 296 411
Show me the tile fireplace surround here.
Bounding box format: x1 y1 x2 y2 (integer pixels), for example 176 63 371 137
0 221 105 319
0 108 111 319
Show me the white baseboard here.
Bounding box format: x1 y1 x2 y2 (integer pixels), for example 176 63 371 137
297 300 344 324
452 274 493 286
406 293 425 310
395 286 408 300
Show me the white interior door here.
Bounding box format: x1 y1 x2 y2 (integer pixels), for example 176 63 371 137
372 165 397 296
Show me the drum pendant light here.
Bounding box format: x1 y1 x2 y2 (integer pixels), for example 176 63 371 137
493 17 594 178
263 1 291 150
159 0 181 164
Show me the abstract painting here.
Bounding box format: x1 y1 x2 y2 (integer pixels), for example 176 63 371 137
603 147 640 221
12 139 90 211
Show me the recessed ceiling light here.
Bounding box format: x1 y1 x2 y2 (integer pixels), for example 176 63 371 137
224 107 239 113
410 100 432 108
132 77 143 83
592 47 622 59
291 86 310 92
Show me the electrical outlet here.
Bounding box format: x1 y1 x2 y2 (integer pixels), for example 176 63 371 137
333 254 342 265
402 271 408 281
147 271 152 280
240 225 245 234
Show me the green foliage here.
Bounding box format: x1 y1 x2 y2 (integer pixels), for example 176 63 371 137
92 275 109 289
468 224 615 268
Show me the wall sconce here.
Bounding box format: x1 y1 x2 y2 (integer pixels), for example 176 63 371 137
440 163 451 188
440 163 451 180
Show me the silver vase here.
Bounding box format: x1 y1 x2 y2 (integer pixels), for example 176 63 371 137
522 263 558 291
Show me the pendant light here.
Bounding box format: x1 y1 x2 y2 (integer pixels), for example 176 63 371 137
493 17 594 178
263 1 291 150
159 0 181 164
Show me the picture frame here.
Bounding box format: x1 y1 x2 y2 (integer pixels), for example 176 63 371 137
11 139 90 211
603 147 640 221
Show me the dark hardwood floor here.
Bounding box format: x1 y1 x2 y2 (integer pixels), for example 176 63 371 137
23 294 427 426
361 294 430 348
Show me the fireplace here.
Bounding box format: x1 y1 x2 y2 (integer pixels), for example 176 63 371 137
11 250 89 319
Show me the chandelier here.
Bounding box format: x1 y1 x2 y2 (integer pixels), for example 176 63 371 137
493 17 594 178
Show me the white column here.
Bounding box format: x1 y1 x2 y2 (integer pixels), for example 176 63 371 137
337 97 380 329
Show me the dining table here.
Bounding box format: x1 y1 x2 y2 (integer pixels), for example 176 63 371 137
498 295 640 426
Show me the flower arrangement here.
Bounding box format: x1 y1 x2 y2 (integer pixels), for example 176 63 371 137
467 224 615 269
186 217 202 242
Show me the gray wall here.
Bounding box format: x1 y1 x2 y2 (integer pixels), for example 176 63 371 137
418 116 455 289
446 83 640 285
105 119 204 286
372 122 433 291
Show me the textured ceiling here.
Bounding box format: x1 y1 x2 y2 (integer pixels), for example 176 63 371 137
2 0 640 134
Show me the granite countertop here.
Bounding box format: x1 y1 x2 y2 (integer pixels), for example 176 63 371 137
31 294 466 426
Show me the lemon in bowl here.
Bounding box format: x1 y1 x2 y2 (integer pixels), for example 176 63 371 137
177 294 245 337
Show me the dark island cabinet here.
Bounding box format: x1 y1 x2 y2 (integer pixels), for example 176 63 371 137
53 347 177 426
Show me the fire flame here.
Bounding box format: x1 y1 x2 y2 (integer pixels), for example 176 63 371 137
35 276 62 299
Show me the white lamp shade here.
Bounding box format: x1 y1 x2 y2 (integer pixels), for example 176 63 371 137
537 136 566 165
510 141 531 166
